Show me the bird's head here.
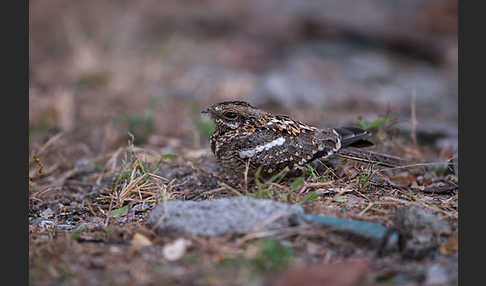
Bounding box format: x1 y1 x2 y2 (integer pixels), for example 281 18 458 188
201 101 264 133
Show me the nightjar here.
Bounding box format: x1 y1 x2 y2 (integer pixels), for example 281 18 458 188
202 101 381 179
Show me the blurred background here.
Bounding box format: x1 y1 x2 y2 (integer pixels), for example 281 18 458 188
29 0 457 158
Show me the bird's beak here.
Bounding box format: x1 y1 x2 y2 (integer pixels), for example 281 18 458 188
201 107 210 114
201 107 212 119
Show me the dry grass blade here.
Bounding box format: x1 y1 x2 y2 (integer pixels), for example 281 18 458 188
29 133 64 181
107 147 124 173
235 211 291 245
96 147 124 185
32 132 64 157
52 167 79 188
102 144 173 210
30 186 59 201
118 173 149 204
104 195 115 226
30 155 44 176
236 230 282 245
410 89 418 146
29 163 59 181
383 196 457 218
299 181 334 194
358 202 376 216
147 173 169 181
219 182 243 197
190 187 228 200
377 161 450 172
150 182 169 231
243 159 250 195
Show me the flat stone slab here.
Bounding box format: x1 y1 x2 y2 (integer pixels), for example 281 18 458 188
147 197 304 236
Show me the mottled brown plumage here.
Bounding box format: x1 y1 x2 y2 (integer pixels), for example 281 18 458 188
202 101 373 178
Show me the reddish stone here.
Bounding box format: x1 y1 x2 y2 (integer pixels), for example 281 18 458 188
268 259 370 286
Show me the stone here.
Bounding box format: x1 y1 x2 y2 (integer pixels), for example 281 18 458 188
269 258 370 286
393 206 452 259
147 197 303 236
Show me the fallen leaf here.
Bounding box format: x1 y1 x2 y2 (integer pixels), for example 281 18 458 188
390 175 413 187
131 233 152 248
301 192 319 203
162 153 178 158
109 205 129 218
290 177 304 191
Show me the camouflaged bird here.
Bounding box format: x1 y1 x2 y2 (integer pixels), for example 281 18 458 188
201 101 390 179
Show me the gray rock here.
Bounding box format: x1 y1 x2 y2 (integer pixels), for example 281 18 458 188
425 264 449 286
147 197 304 236
424 254 458 286
393 206 452 259
394 121 458 149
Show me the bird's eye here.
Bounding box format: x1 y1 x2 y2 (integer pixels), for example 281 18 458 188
224 112 238 119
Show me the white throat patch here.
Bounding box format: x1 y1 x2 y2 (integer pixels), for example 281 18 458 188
225 121 240 129
216 119 240 129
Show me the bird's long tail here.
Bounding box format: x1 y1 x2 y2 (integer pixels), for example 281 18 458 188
336 147 412 168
